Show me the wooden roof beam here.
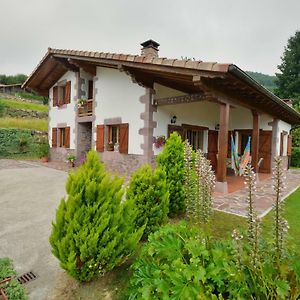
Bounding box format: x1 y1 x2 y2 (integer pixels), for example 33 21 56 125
154 92 216 106
52 57 79 72
68 59 96 76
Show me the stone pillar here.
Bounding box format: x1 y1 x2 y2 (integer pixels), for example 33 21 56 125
252 111 260 173
216 103 230 193
139 88 157 164
270 118 279 171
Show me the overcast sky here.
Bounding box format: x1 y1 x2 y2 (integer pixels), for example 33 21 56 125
0 0 299 76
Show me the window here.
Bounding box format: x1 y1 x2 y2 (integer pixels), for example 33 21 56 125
88 80 93 99
52 127 70 148
185 129 204 151
53 81 71 106
59 128 66 147
108 125 120 144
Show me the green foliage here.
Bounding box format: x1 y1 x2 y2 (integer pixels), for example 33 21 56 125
126 164 169 239
0 258 28 300
128 221 300 299
0 128 43 158
49 151 143 282
292 128 300 148
0 98 48 112
291 147 300 167
157 132 185 216
0 101 5 117
275 30 300 107
0 74 27 85
38 140 49 157
15 92 47 103
246 71 276 92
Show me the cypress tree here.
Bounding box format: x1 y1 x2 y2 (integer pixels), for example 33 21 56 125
127 164 169 239
49 151 143 282
157 132 185 216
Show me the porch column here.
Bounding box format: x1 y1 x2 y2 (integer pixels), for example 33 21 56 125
252 111 260 172
270 118 280 171
216 103 230 193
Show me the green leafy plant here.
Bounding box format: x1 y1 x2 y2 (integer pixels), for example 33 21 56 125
0 258 28 300
156 132 185 216
66 154 76 162
291 147 300 167
126 164 169 239
49 151 143 282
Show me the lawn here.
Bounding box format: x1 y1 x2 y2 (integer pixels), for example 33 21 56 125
51 187 300 299
0 117 47 131
0 98 48 112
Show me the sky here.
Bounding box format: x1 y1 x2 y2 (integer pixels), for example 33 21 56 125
0 0 299 76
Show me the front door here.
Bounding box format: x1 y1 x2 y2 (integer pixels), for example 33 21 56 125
259 130 272 173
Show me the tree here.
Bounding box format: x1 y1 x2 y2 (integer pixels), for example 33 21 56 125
0 74 27 85
275 31 300 108
126 164 169 239
157 132 185 216
49 151 143 282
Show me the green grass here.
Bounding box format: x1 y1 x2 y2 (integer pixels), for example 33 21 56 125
0 117 47 131
15 92 45 102
262 187 300 248
0 98 48 112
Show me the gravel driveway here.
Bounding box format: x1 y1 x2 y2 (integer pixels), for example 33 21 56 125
0 160 68 299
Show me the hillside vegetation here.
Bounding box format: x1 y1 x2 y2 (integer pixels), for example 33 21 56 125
0 93 48 159
246 71 276 92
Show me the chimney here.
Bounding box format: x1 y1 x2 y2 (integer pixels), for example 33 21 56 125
283 99 293 108
140 39 160 58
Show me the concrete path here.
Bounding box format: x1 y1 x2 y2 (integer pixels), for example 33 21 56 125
213 169 300 217
0 160 68 300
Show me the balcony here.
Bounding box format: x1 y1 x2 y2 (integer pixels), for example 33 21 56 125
78 99 93 117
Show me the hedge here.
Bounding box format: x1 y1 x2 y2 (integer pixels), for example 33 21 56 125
0 128 47 159
291 147 300 167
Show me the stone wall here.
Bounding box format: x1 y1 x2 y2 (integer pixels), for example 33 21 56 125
6 108 48 119
77 122 92 160
281 155 289 170
99 151 153 179
50 148 76 162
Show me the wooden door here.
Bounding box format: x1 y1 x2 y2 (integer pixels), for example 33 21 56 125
168 125 184 141
208 130 218 171
258 130 272 173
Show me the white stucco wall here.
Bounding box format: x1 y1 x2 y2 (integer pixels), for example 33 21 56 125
276 120 291 156
94 67 145 155
48 71 77 149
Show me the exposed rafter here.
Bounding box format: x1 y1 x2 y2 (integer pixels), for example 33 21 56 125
154 92 215 106
68 58 96 76
52 56 79 72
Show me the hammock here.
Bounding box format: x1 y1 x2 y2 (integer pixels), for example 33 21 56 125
231 135 251 176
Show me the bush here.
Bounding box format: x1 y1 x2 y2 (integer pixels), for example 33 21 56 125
0 258 28 300
291 147 300 167
0 128 42 158
157 132 185 216
126 164 169 240
49 151 143 282
127 222 300 299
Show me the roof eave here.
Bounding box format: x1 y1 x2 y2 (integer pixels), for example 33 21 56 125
228 64 300 125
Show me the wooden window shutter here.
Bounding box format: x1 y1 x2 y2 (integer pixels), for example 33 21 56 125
280 133 283 156
119 123 129 154
96 125 104 152
65 127 70 148
53 86 58 107
64 81 71 104
287 134 292 156
52 128 57 147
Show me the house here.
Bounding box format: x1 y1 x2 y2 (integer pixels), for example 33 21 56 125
0 83 24 94
22 40 300 193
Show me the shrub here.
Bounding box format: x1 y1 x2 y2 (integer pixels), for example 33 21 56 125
156 132 185 216
126 164 169 239
291 147 300 167
0 258 28 300
127 222 248 299
49 151 143 282
128 221 300 299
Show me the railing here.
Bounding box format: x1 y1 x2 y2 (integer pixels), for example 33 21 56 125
78 99 93 117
